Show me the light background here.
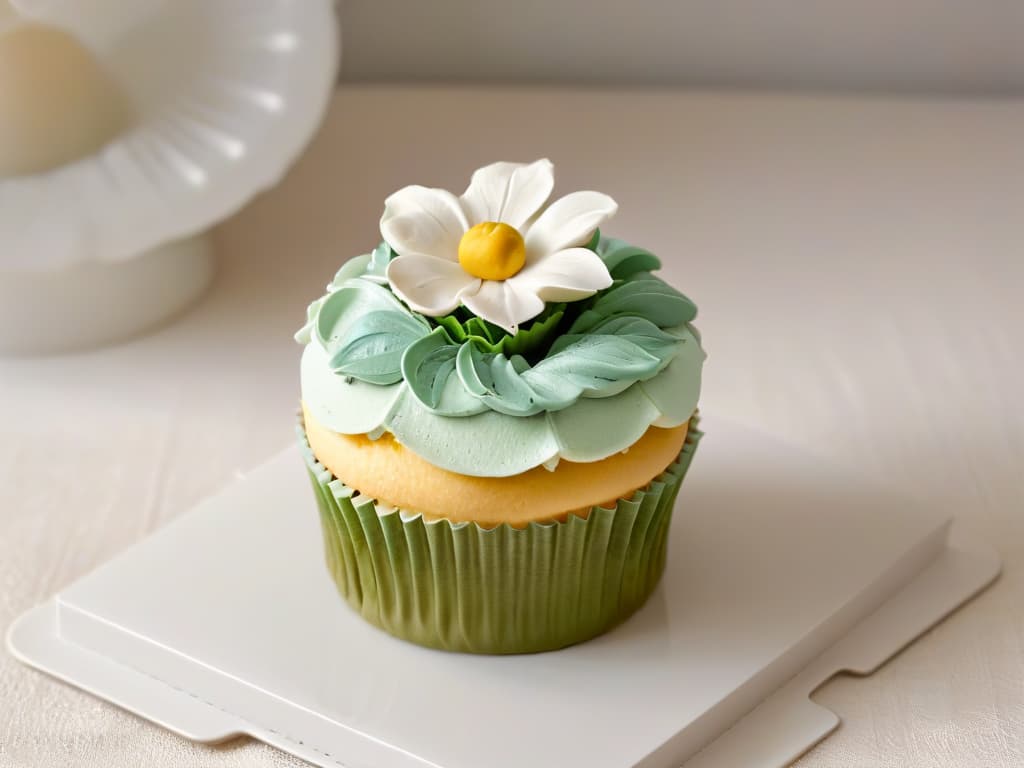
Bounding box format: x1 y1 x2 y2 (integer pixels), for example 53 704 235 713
339 0 1024 95
3 3 1024 767
2 85 1022 768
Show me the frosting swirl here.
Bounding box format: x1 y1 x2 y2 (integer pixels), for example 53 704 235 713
298 235 705 476
300 321 703 477
298 236 698 418
296 160 705 478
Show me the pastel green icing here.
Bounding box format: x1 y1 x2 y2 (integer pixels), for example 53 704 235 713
386 393 561 477
362 241 394 283
295 253 375 345
330 252 373 287
641 324 705 427
301 323 704 477
301 250 694 417
594 236 662 279
547 383 660 463
297 237 706 477
567 272 697 335
316 278 430 385
301 341 408 434
452 318 678 417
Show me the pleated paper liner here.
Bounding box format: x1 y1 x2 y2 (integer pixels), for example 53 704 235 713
298 418 703 654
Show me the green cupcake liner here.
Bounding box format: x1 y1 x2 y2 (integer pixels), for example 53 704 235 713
298 418 703 654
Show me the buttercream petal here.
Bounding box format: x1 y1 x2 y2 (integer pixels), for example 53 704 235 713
301 342 406 435
547 384 659 463
387 254 481 317
508 247 613 302
387 393 560 477
460 158 554 228
299 325 704 476
380 185 468 261
524 190 618 259
639 324 705 427
461 279 545 335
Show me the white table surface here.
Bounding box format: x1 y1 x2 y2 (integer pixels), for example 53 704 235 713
1 85 1022 767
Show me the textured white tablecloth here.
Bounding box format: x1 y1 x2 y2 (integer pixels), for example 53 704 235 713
2 86 1022 767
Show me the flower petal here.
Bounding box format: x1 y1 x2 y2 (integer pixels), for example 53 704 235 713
387 255 481 316
524 191 618 260
461 279 545 335
461 159 554 228
509 247 613 302
380 185 468 261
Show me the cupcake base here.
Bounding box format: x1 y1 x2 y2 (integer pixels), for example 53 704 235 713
298 419 702 654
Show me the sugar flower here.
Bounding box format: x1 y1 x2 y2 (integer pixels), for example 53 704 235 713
382 159 617 333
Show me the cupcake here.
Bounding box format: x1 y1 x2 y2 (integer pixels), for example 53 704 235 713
296 159 705 654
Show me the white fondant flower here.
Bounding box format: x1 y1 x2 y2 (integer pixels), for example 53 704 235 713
381 159 617 333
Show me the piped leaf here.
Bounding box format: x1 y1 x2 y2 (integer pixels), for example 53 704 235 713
364 241 395 283
328 254 372 291
315 279 430 384
569 272 697 333
550 315 680 361
294 296 326 344
402 328 461 408
329 309 431 384
316 278 426 349
595 236 661 278
444 316 669 416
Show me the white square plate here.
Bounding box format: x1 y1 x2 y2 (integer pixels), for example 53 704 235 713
7 417 999 767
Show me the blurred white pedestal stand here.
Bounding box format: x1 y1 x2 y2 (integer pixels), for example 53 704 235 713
0 237 213 355
0 0 337 356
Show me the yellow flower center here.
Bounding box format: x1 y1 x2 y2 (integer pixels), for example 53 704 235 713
458 221 526 281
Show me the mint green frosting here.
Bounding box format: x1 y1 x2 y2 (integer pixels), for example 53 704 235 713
297 235 706 477
449 317 678 416
299 240 697 418
300 322 703 476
